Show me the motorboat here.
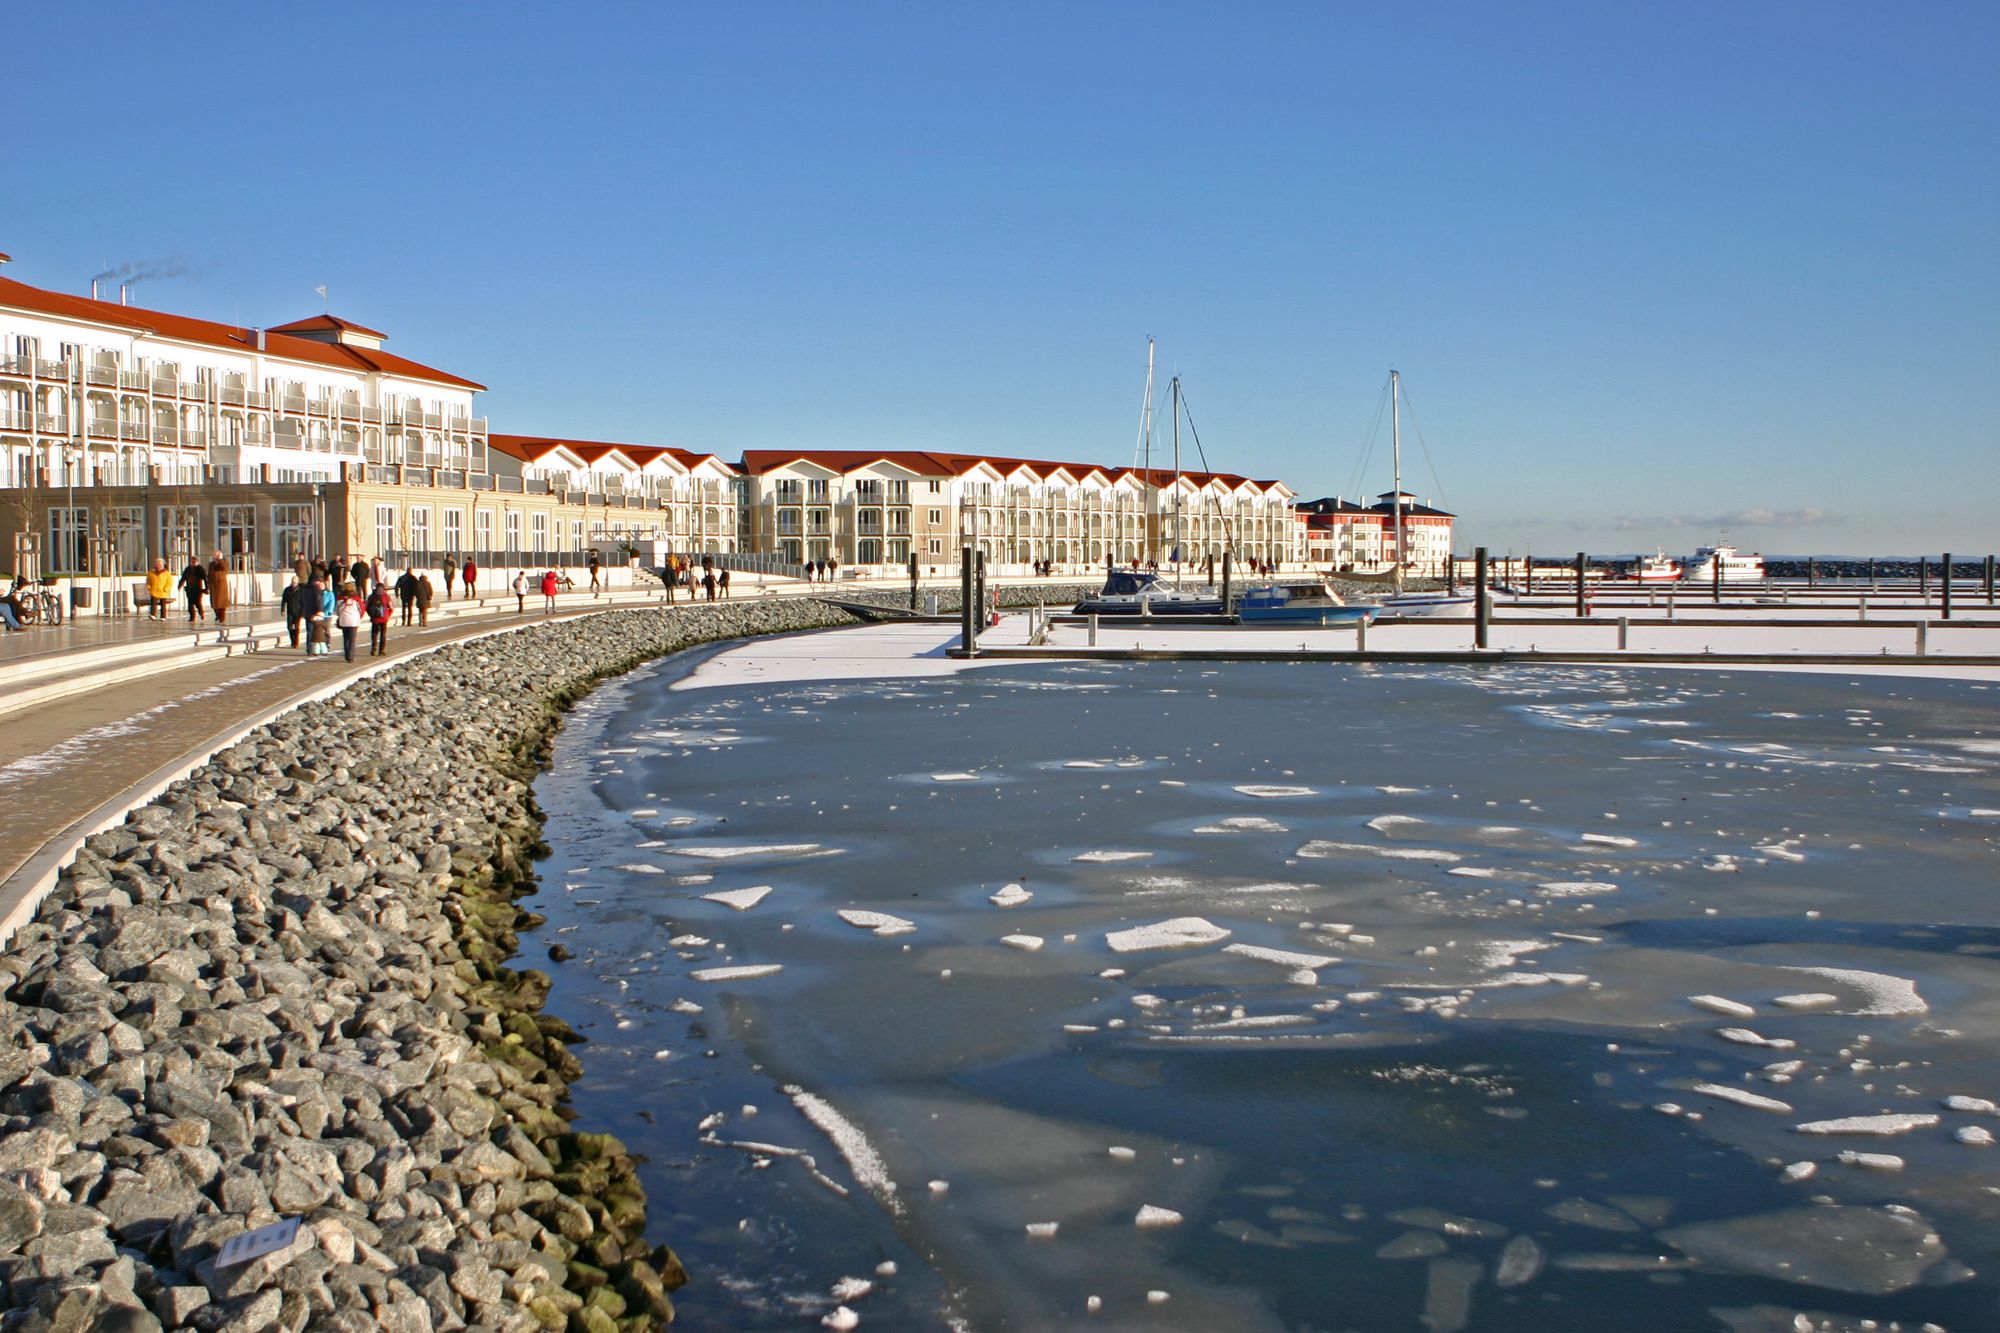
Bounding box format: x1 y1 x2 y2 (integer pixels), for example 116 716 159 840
1683 543 1766 583
1073 566 1225 616
1629 551 1682 583
1370 590 1481 619
1235 581 1376 625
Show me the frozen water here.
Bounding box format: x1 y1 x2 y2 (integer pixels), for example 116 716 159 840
689 964 784 982
1072 849 1152 863
1689 995 1758 1018
1658 1206 1948 1295
988 884 1033 907
1234 784 1317 798
837 910 917 937
1134 1205 1183 1228
1780 966 1928 1016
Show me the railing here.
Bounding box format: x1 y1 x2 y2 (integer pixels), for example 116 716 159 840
360 406 381 423
86 365 118 386
37 359 68 378
0 354 31 376
119 422 148 441
119 370 149 390
280 394 307 413
219 386 245 405
246 391 269 409
182 430 207 449
497 475 523 493
151 377 179 396
183 379 209 398
526 477 548 494
152 426 177 445
33 413 67 434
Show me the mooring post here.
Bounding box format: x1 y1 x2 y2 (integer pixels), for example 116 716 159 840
1712 554 1722 605
1474 547 1490 650
1574 551 1587 618
975 550 987 631
1919 557 1929 604
1858 596 1868 622
1089 613 1098 647
1943 553 1953 621
1221 552 1232 615
1987 554 1996 604
1356 616 1367 654
1917 622 1928 657
1868 556 1877 589
960 546 976 654
1808 556 1817 588
908 554 919 613
1447 555 1457 595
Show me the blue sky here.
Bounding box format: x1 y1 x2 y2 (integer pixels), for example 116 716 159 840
6 2 1995 554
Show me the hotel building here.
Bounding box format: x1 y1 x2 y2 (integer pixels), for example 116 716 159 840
1295 492 1456 576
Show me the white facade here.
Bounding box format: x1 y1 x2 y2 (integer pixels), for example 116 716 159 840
0 272 488 492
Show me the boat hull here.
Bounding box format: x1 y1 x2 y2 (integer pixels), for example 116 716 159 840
1074 595 1227 616
1237 604 1375 625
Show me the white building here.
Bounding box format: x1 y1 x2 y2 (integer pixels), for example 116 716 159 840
0 263 489 492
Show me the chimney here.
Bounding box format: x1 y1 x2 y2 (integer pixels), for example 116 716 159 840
120 283 130 306
90 279 100 301
252 327 266 352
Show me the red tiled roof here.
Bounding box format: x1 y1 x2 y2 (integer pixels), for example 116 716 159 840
267 313 390 340
0 274 484 390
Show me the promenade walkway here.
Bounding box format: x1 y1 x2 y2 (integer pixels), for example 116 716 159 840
0 582 801 937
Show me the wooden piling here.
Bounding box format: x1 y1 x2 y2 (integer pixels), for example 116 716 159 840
1474 547 1489 650
1943 553 1953 621
1574 552 1587 618
1221 552 1232 614
908 554 919 613
960 546 976 654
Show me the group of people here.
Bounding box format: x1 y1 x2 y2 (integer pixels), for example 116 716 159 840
510 568 574 614
658 553 730 602
140 552 237 623
275 555 429 662
800 558 838 583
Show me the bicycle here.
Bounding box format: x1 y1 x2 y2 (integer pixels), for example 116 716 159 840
12 578 63 626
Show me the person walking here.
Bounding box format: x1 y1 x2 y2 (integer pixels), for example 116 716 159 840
718 567 731 599
371 556 387 593
395 567 419 626
541 568 558 612
587 548 601 590
293 553 312 588
463 557 478 601
281 575 304 647
702 568 717 601
308 578 334 655
178 557 207 622
416 573 434 626
334 583 364 662
512 570 527 613
146 559 174 620
207 550 232 625
350 557 370 598
443 558 456 600
365 580 393 656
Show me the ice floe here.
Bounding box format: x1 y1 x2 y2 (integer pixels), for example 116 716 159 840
989 883 1033 907
1689 994 1757 1018
702 886 774 911
1536 880 1619 897
1297 840 1462 863
930 771 981 783
837 909 917 938
668 842 838 860
1105 917 1232 953
1234 784 1317 798
1657 1206 1947 1295
1366 814 1424 833
1836 1151 1905 1171
1780 966 1928 1016
1687 1083 1793 1113
1193 816 1288 834
1578 832 1639 848
1073 849 1153 863
1134 1205 1183 1228
1000 934 1044 952
785 1085 901 1216
1793 1113 1938 1136
689 964 784 982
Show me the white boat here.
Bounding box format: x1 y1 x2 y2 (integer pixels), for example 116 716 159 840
1073 566 1225 616
1629 550 1682 583
1683 542 1766 583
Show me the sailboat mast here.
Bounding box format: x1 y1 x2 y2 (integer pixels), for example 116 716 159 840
1171 374 1183 582
1136 337 1155 476
1390 369 1406 576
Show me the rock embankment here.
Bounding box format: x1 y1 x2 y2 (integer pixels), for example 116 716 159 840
0 600 855 1333
821 581 1094 613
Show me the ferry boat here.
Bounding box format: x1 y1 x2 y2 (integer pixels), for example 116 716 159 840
1235 581 1376 625
1683 543 1766 583
1073 566 1225 616
1629 551 1682 583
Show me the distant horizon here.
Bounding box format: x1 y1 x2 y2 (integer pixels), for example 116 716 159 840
5 3 1993 555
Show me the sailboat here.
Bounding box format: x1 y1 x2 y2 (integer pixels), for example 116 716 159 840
1360 370 1479 618
1074 348 1226 616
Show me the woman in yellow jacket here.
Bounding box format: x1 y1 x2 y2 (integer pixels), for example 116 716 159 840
145 559 174 621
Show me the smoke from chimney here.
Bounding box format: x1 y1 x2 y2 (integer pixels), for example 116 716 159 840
88 256 210 300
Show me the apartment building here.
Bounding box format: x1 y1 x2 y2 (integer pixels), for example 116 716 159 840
738 451 1298 573
1294 491 1455 575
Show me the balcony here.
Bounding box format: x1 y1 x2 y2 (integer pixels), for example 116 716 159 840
119 370 149 390
86 365 118 386
152 426 178 445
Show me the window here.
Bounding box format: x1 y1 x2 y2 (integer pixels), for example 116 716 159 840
273 504 315 566
807 478 830 504
158 506 199 566
444 508 463 554
216 505 255 561
927 480 941 494
475 510 493 553
888 480 909 504
374 505 397 556
928 509 942 526
531 512 548 553
48 507 87 574
570 519 583 551
505 511 521 552
410 506 432 554
928 538 942 555
775 479 802 505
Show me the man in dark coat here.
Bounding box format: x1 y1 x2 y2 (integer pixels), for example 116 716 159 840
281 576 305 647
178 558 207 622
350 557 370 597
395 568 420 626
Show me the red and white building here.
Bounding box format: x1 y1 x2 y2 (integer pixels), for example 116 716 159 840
1295 491 1455 575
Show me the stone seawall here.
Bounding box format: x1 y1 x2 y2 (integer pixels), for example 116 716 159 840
0 601 858 1333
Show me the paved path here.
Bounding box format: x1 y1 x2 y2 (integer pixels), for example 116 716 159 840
0 589 788 908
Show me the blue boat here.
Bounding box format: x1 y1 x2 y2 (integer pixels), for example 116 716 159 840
1235 582 1377 625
